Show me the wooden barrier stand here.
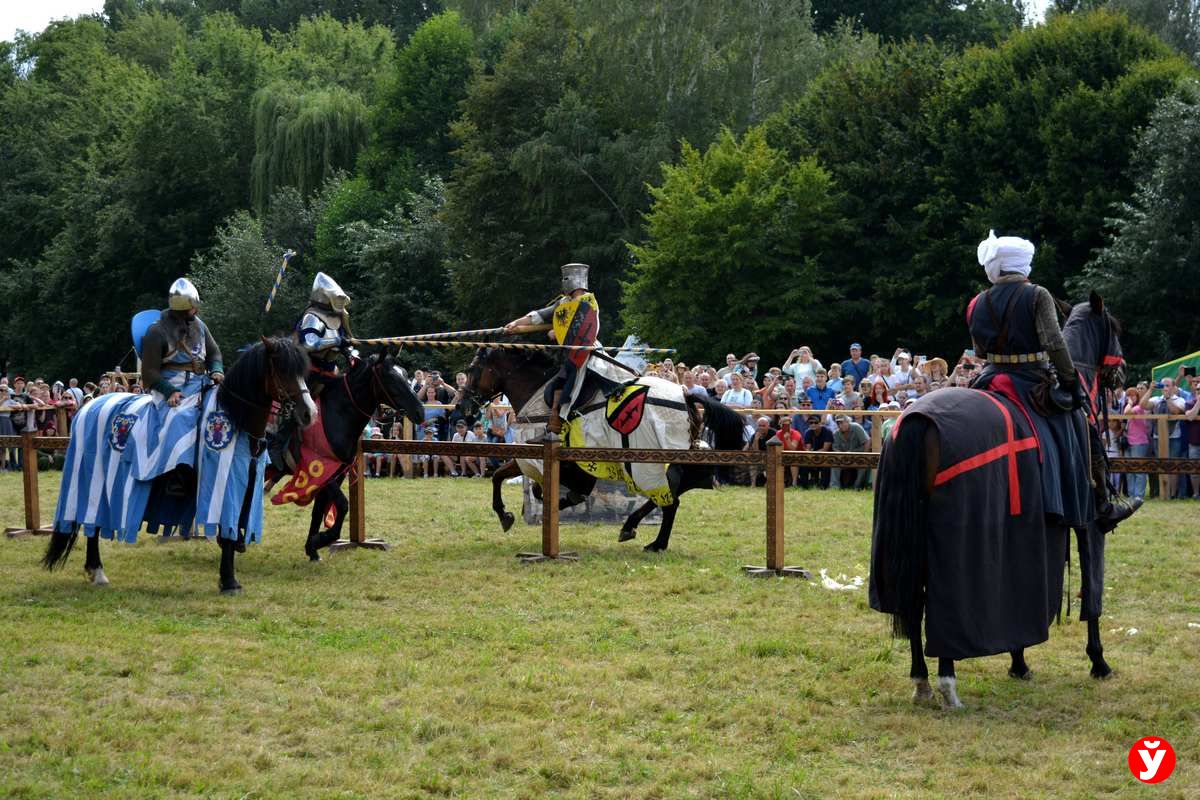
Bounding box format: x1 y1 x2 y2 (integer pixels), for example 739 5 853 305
4 422 1198 572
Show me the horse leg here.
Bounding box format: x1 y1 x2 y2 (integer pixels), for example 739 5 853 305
493 459 518 532
909 614 934 705
305 492 325 562
619 499 656 543
84 535 108 586
318 487 348 550
219 536 242 594
644 499 679 552
1087 617 1112 679
558 466 595 510
937 658 963 709
1008 649 1032 680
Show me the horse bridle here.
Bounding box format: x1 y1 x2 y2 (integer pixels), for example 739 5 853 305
461 351 503 417
344 357 409 419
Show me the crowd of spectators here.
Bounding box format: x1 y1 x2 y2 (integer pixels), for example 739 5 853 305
7 350 1198 498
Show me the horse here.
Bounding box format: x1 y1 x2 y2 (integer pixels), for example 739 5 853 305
459 347 746 551
870 293 1125 708
42 336 315 594
268 352 424 561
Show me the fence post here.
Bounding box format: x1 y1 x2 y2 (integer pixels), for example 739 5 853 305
518 433 577 562
1156 415 1170 499
56 407 68 436
744 442 808 578
330 438 388 552
401 418 414 478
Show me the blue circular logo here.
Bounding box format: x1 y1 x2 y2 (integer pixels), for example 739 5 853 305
204 411 234 451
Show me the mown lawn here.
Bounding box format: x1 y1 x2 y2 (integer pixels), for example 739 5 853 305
0 473 1196 799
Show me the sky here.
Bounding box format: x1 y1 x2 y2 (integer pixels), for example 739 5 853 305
1 1 107 43
0 0 1055 45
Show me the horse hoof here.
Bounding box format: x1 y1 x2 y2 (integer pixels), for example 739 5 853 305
85 568 109 586
618 527 637 543
911 678 935 705
1091 663 1113 680
937 676 964 710
643 542 666 553
220 581 243 595
1008 668 1032 681
308 553 321 563
500 512 515 533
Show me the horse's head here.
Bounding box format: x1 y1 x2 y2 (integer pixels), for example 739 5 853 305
1064 292 1125 390
367 351 424 426
262 335 316 426
460 347 499 420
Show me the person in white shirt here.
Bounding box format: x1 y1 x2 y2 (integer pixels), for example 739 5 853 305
782 346 822 384
721 372 753 408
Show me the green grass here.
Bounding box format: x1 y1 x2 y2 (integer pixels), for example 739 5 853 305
0 473 1197 798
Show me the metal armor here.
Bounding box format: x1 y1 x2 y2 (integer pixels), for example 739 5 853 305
168 277 201 311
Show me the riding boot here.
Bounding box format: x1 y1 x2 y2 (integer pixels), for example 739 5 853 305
268 415 299 474
1092 448 1142 533
546 390 564 435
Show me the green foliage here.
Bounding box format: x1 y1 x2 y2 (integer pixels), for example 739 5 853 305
251 83 371 211
765 40 947 356
1073 80 1200 362
367 11 476 185
275 14 396 99
914 10 1193 354
189 211 309 347
624 129 843 361
314 174 389 285
812 0 1026 47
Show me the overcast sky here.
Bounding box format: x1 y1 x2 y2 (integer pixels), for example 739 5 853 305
1 0 1054 45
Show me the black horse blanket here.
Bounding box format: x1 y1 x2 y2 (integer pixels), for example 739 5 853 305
871 387 1070 660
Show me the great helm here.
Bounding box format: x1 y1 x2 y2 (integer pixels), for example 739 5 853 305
311 272 351 313
168 277 201 311
561 263 589 293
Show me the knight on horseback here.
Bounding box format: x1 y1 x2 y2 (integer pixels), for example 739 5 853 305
968 231 1140 532
140 278 224 404
269 272 356 473
502 263 598 434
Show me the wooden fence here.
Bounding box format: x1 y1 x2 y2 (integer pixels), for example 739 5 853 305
4 412 1198 575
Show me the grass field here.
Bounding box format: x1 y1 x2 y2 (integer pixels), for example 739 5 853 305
0 472 1197 798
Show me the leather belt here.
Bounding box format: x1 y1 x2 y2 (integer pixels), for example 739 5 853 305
986 352 1047 364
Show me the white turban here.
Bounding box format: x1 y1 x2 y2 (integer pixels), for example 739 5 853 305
977 229 1034 284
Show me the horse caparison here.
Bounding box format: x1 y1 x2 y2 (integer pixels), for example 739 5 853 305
870 295 1123 709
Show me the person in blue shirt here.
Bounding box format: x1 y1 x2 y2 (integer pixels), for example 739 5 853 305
841 343 870 386
805 369 837 410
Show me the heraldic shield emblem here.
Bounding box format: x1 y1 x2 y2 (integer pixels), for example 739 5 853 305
605 384 650 436
552 292 599 368
108 413 139 451
204 411 234 451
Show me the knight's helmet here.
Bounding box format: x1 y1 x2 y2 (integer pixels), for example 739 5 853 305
311 272 351 313
168 277 201 311
561 263 590 294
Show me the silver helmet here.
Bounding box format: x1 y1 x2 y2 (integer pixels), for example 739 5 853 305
561 263 589 293
311 272 351 313
168 277 201 311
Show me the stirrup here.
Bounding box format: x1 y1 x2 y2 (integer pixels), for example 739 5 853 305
1095 495 1142 533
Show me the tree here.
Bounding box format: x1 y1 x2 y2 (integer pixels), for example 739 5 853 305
811 0 1026 47
914 10 1193 355
365 11 476 188
764 40 947 353
1073 80 1200 363
623 128 844 362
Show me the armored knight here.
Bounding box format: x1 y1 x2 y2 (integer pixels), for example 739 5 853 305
296 272 356 386
140 278 224 406
267 273 358 474
968 231 1139 532
503 263 599 434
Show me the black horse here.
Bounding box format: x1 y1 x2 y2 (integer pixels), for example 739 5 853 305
460 347 746 551
277 352 424 561
870 294 1125 708
43 336 314 593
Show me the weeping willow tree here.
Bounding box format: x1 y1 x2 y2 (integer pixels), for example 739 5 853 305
251 84 369 211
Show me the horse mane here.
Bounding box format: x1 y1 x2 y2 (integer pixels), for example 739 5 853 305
690 393 746 451
218 336 308 430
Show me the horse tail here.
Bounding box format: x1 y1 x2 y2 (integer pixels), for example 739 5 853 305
689 393 746 451
872 414 933 641
42 528 78 571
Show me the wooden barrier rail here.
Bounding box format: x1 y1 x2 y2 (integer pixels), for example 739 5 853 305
4 432 1198 575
